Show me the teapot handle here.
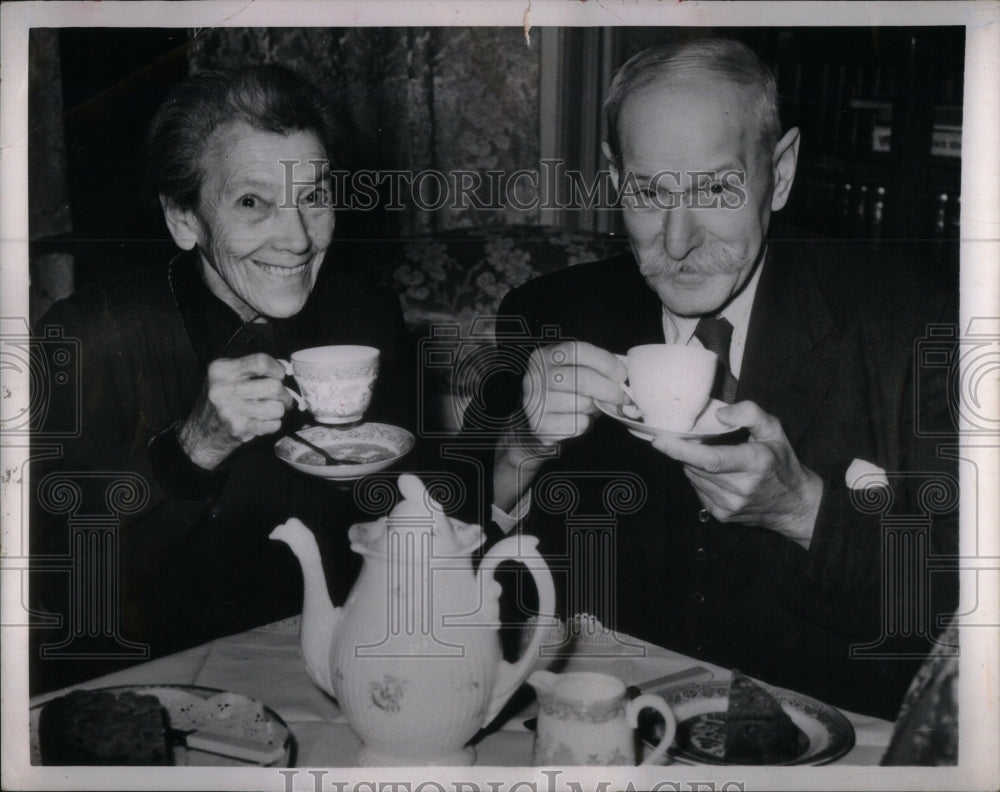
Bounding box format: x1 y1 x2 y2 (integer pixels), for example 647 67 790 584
477 535 556 727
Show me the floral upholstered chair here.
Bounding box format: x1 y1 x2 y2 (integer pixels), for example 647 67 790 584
382 226 629 433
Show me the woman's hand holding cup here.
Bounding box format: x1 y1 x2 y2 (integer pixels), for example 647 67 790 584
178 353 294 470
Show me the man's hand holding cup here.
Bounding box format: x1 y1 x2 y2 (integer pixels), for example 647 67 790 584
522 341 628 445
494 341 627 511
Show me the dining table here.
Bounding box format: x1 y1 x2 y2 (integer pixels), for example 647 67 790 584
28 613 896 770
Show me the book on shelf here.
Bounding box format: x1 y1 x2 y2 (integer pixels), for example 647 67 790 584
847 98 893 156
931 105 962 158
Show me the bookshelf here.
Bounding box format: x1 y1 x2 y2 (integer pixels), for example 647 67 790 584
752 28 964 264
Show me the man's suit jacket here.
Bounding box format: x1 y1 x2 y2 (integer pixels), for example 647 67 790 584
470 233 958 720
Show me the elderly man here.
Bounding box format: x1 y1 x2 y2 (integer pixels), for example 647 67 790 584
472 39 957 720
30 65 411 691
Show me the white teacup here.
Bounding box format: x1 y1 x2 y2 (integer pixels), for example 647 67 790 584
625 344 718 430
281 345 380 424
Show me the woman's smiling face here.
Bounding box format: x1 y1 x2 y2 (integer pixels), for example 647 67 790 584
184 120 335 320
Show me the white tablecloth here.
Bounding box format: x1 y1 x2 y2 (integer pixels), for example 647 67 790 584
30 616 895 767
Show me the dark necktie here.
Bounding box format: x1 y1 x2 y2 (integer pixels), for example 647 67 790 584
694 316 739 403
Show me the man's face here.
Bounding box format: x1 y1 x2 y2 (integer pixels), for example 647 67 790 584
188 121 334 319
609 76 787 317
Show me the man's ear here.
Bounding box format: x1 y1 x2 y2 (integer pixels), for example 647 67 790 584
601 141 620 192
160 196 201 251
769 127 800 212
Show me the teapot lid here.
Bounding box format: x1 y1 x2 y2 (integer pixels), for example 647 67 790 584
348 474 485 557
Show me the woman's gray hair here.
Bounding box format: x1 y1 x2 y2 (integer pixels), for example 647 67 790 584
604 38 781 162
145 64 336 210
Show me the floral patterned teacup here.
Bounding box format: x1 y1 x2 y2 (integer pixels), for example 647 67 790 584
529 670 676 766
280 346 380 424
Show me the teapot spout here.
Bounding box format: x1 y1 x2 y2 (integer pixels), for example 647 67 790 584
270 518 341 696
527 670 560 706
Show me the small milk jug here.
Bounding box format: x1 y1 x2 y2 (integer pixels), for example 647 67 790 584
529 670 676 765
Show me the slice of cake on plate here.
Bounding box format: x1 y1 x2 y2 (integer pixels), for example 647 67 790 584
724 671 806 764
39 689 172 765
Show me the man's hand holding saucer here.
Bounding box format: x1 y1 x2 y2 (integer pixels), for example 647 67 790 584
651 401 824 550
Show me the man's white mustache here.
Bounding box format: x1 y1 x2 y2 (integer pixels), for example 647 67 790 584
639 250 746 277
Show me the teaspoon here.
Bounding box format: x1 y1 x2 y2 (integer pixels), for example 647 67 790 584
289 432 347 466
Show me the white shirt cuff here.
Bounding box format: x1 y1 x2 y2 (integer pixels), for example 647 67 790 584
491 491 533 535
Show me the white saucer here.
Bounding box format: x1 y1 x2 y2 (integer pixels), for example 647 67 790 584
274 422 415 480
595 398 732 441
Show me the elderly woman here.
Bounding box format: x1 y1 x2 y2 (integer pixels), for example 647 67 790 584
30 65 411 692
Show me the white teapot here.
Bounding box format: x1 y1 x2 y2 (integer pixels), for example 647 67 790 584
271 474 555 765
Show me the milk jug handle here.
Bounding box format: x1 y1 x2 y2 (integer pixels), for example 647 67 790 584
628 694 677 765
477 535 556 727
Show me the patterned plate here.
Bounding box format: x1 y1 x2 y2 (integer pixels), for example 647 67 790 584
275 422 414 480
642 680 855 766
